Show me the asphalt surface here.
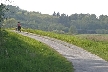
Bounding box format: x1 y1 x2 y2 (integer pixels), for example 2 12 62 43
15 31 108 72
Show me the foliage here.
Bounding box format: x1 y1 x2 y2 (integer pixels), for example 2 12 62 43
0 30 8 46
23 29 108 61
69 25 77 34
0 3 5 28
0 2 9 48
3 5 108 34
0 30 73 72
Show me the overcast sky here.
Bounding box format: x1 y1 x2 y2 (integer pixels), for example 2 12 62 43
1 0 108 16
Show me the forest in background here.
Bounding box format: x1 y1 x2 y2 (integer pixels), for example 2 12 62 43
3 5 108 34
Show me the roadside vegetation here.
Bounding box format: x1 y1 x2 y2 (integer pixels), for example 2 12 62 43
23 29 108 61
0 30 73 72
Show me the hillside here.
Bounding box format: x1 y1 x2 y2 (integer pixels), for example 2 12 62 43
0 30 73 72
3 5 108 34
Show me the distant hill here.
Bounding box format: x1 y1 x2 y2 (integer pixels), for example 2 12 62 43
4 5 108 34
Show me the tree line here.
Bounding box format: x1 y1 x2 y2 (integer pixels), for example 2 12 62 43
3 5 108 34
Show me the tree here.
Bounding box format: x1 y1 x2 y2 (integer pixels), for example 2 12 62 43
59 13 70 27
69 25 77 34
3 4 108 34
0 1 10 46
0 3 5 29
4 18 17 28
57 12 60 17
69 13 78 20
53 11 56 16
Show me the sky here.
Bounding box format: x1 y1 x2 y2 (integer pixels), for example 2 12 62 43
1 0 108 16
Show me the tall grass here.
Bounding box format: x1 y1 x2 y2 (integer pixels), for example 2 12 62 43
23 29 108 61
0 30 73 72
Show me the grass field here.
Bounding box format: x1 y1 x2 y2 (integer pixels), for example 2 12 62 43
23 29 108 61
76 34 108 42
0 30 73 72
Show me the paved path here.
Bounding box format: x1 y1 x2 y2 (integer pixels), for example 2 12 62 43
15 31 108 72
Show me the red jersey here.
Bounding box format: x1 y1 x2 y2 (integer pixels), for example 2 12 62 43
18 23 21 26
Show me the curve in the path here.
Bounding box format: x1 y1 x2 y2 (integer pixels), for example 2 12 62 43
16 31 108 72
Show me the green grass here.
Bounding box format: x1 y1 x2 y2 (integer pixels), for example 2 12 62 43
0 30 73 72
23 29 108 61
